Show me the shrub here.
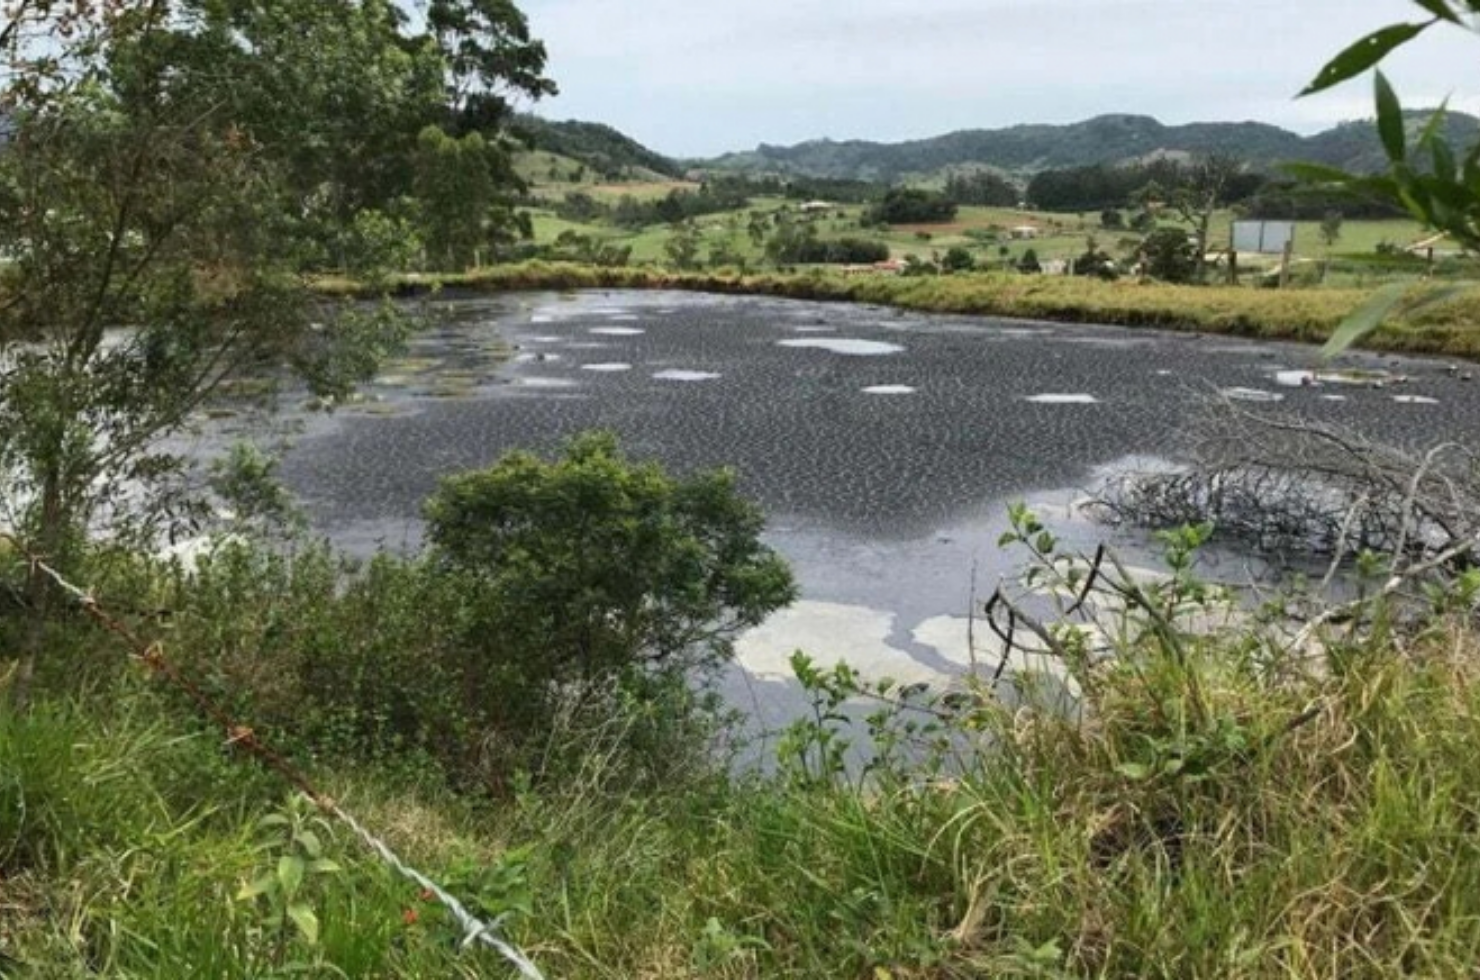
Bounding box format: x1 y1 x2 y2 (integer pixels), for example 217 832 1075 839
1140 226 1199 283
160 434 795 791
424 432 795 695
941 246 975 273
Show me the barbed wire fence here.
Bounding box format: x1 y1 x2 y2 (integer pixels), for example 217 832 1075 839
0 531 546 980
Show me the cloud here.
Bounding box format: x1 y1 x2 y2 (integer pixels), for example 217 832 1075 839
516 0 1480 157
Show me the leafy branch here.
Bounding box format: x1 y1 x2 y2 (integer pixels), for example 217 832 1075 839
1293 1 1480 356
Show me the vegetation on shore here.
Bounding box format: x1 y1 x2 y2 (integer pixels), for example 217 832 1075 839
318 261 1480 360
7 504 1480 977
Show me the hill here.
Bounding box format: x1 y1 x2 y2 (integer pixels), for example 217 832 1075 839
700 112 1480 182
514 115 684 180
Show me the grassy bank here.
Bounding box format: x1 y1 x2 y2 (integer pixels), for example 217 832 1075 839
7 513 1480 976
319 262 1480 360
8 611 1480 976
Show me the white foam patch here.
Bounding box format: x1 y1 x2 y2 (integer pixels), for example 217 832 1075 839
516 377 579 389
779 338 905 356
653 370 721 382
589 327 645 337
1394 394 1439 405
521 335 563 344
912 615 1075 687
1321 395 1348 402
1027 393 1099 405
530 314 554 324
736 602 946 687
1222 387 1284 403
792 326 837 333
581 362 633 373
512 352 562 364
863 385 916 395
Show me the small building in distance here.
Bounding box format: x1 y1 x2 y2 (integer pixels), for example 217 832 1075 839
1010 225 1040 240
799 200 835 214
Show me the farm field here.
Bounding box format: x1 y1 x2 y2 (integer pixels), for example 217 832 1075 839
515 164 1435 274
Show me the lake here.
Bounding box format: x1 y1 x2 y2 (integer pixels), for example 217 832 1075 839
243 290 1480 731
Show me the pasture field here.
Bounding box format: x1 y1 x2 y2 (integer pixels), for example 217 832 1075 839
518 167 1437 272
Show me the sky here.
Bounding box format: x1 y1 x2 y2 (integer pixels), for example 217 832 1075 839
513 0 1480 159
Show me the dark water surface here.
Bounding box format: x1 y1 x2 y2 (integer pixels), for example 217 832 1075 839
261 290 1480 725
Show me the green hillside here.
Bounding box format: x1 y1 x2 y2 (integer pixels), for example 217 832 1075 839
513 115 684 180
701 111 1480 182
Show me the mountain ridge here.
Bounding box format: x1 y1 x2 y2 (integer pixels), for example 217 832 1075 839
695 111 1480 182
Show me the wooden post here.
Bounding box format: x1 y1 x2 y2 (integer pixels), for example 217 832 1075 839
1228 250 1238 286
1279 239 1293 289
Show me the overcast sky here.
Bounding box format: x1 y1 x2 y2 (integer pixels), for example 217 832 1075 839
513 0 1480 159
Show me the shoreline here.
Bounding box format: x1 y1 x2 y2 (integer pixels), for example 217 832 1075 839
313 261 1480 360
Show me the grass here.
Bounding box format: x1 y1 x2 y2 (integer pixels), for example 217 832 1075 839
319 260 1480 360
9 590 1480 976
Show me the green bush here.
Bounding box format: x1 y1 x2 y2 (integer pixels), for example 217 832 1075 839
424 431 795 697
159 434 794 792
1141 225 1199 283
941 246 975 273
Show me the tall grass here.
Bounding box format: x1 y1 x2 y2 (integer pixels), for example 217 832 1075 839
8 586 1480 975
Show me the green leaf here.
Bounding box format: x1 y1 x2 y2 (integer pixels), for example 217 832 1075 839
1412 0 1462 23
287 902 320 945
1299 22 1432 95
296 830 323 860
277 855 305 896
1375 72 1407 161
236 873 276 901
308 858 343 875
1416 99 1452 151
1115 762 1152 781
1432 137 1458 184
1321 283 1408 360
1404 284 1469 316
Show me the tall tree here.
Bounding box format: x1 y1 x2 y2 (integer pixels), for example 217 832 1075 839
138 1 445 253
0 0 554 704
427 0 558 133
415 124 528 269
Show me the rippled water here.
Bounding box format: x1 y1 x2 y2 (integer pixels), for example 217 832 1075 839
213 290 1480 718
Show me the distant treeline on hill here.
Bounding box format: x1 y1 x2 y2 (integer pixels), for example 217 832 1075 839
514 115 684 179
1023 160 1406 220
1026 160 1264 212
701 111 1480 182
690 173 884 204
554 182 754 228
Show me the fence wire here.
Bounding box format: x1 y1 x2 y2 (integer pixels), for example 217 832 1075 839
2 533 546 980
